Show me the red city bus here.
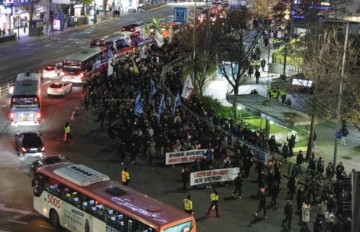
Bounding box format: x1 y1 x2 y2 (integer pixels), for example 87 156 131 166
32 162 196 232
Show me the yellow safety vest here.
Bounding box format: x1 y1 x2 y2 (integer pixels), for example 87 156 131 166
65 126 70 134
210 193 219 201
183 199 192 211
122 171 130 183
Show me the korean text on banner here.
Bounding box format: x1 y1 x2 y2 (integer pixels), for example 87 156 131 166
165 149 207 165
190 167 240 186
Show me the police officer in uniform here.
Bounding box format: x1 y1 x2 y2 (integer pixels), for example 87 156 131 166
207 189 219 217
183 195 193 214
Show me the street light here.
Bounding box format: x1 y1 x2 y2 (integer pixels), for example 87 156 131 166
282 9 290 78
16 15 20 39
333 21 349 166
6 7 12 34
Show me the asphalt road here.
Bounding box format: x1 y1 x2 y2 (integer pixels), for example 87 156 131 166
0 5 312 232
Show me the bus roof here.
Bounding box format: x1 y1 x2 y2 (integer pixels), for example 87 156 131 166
37 162 193 228
64 47 104 62
53 164 110 186
102 32 126 41
12 73 40 96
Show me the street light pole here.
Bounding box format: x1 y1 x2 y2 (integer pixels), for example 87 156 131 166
17 16 20 39
192 0 196 82
333 21 349 166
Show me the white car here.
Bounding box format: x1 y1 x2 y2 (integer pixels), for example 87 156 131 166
42 63 62 79
47 81 72 96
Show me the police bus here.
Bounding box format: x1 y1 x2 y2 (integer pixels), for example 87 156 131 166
32 162 196 232
61 47 107 83
90 32 133 56
10 72 41 126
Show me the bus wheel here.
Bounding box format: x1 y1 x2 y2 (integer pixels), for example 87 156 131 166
49 209 60 228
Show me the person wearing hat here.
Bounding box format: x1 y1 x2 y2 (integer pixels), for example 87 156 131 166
183 195 193 214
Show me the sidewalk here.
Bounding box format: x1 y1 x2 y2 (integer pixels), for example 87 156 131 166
205 41 359 177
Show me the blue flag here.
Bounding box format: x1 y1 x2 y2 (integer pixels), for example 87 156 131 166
149 78 157 104
156 95 166 123
134 90 143 116
172 91 181 116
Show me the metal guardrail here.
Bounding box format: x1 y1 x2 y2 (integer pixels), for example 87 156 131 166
0 82 13 96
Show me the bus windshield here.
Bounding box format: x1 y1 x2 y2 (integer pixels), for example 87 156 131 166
164 221 193 232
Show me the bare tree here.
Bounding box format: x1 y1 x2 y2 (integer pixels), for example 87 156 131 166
178 12 219 96
19 0 41 35
214 9 258 96
301 25 360 158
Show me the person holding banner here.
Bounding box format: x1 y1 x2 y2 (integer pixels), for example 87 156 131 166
207 189 220 217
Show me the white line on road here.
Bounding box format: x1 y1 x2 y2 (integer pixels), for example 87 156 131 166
8 219 28 225
38 225 56 230
0 204 39 216
0 66 7 70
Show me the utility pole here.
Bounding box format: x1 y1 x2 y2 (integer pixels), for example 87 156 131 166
192 0 196 83
333 21 349 166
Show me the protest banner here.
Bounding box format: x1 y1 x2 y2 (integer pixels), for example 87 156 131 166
165 149 206 165
190 167 240 186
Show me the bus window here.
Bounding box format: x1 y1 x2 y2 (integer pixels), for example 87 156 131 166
127 219 133 232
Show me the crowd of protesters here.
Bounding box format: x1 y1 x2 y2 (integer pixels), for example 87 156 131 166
78 22 352 231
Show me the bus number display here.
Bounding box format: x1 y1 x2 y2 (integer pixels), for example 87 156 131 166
47 195 61 208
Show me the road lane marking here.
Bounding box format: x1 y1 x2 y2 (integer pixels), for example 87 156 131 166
0 66 7 70
39 225 56 230
0 204 39 216
8 219 28 225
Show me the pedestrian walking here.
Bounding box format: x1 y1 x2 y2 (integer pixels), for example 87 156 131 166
207 189 219 217
64 121 71 142
232 172 243 199
118 141 127 165
255 70 260 84
282 142 289 160
261 58 266 71
282 200 293 229
300 201 311 230
121 167 130 186
270 180 280 208
84 96 89 111
255 190 267 219
287 134 296 157
183 195 193 214
181 165 189 192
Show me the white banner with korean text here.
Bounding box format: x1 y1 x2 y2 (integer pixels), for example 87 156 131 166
165 149 206 165
190 167 240 186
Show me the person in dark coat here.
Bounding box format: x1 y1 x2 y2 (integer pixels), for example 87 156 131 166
282 200 293 229
255 70 261 84
255 191 267 219
316 157 325 174
287 134 296 157
296 150 304 174
268 135 277 153
232 172 243 199
287 174 296 200
282 142 289 160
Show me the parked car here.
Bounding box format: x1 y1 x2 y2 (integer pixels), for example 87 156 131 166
30 155 68 179
42 63 62 79
47 81 72 96
15 132 45 160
